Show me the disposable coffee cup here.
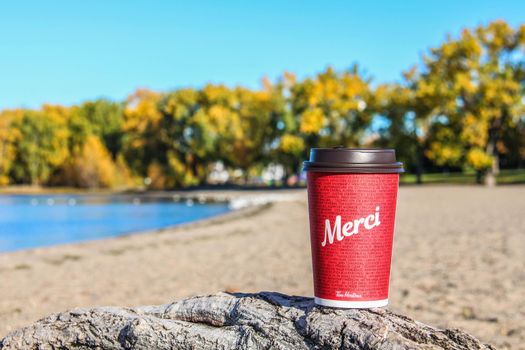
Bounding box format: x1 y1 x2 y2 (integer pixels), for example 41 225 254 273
304 147 403 308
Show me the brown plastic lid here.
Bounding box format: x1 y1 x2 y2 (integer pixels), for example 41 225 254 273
303 146 404 173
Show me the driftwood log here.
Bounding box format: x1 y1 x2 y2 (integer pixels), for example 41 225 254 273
0 292 494 349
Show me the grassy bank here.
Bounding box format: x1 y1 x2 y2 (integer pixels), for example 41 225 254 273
400 169 525 185
1 169 524 195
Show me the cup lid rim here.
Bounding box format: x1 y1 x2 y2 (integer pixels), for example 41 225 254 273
303 147 404 173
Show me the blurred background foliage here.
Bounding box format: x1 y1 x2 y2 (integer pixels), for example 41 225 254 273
0 20 524 189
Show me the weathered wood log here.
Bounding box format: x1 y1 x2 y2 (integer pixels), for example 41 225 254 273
0 292 494 349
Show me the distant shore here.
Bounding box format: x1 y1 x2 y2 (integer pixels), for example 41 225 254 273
2 168 524 196
0 185 125 195
0 184 307 195
1 186 524 349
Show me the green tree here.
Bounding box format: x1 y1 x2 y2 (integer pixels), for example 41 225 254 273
158 88 204 187
160 84 283 186
375 66 446 184
69 99 124 156
374 83 420 179
271 72 305 179
11 106 70 185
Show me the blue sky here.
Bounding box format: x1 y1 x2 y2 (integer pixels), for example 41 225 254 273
0 1 524 109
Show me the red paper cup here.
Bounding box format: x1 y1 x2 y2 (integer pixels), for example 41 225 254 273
304 148 403 308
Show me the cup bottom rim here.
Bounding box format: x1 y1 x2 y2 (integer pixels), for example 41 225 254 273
314 297 388 308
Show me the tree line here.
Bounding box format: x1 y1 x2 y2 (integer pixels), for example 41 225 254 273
0 20 524 189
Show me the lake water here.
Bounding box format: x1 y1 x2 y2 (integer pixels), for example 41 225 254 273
0 195 231 252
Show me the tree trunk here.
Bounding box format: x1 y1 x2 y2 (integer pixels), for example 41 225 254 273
0 292 495 350
415 145 424 185
485 130 499 187
492 153 500 175
484 170 496 187
476 170 483 185
415 171 422 185
243 169 250 185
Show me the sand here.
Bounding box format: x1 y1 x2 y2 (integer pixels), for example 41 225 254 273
0 186 524 349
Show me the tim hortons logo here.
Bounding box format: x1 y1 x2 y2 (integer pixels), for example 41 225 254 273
322 206 381 247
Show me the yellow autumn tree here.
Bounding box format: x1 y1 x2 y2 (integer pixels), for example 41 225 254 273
0 109 23 185
291 65 375 150
122 89 164 181
68 135 117 188
419 21 525 184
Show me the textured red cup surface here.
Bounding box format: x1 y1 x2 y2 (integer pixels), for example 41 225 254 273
304 148 402 308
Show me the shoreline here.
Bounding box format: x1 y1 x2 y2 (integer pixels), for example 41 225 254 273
0 185 308 196
0 189 303 255
0 189 303 254
1 186 524 349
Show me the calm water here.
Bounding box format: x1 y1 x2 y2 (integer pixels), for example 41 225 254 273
0 195 230 252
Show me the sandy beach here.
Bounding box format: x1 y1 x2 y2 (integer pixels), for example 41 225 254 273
1 186 524 349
